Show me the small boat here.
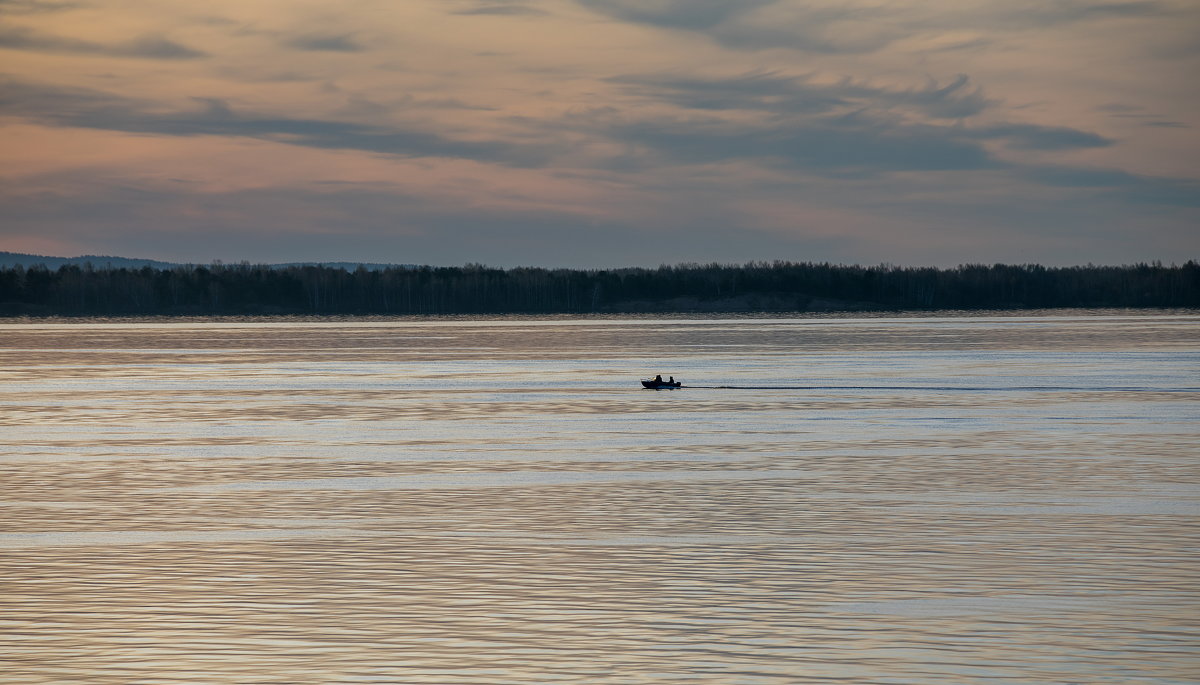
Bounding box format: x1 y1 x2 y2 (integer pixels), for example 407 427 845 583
641 379 682 389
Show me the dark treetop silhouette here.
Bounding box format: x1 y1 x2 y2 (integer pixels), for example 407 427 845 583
1 260 1196 316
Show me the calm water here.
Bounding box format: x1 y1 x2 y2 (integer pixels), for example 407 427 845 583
1 313 1197 684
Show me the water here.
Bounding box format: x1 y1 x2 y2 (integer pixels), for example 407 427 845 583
1 313 1197 684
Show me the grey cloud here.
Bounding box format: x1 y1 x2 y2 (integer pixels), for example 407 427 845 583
577 0 774 31
340 93 497 117
611 71 847 114
611 72 993 119
1148 31 1200 58
215 68 322 84
284 33 364 52
577 0 1169 54
1094 103 1187 128
580 0 893 53
0 0 81 14
1022 165 1200 207
923 37 993 53
823 74 993 119
1026 166 1148 187
409 96 498 111
1096 103 1142 113
570 93 1117 177
595 113 996 174
974 123 1113 150
453 3 548 16
707 8 895 53
0 79 548 167
120 35 207 59
1027 1 1164 23
940 2 1171 35
0 76 1132 184
0 75 137 115
0 25 205 58
886 75 993 119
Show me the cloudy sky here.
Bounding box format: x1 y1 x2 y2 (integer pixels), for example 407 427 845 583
1 0 1197 267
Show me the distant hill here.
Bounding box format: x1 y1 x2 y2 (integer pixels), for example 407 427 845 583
0 251 178 270
0 252 409 271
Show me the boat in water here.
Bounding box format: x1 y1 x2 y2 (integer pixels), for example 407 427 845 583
641 378 682 389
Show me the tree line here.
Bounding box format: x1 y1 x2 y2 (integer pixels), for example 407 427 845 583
0 260 1196 316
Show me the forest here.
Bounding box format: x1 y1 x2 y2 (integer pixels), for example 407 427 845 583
0 260 1197 316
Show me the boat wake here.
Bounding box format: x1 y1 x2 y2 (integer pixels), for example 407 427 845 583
684 385 1194 392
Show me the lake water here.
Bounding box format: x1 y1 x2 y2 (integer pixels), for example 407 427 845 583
1 312 1197 684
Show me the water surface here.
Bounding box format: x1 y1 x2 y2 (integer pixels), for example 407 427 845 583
1 313 1197 683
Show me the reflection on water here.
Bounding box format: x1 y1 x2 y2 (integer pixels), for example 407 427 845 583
1 313 1198 683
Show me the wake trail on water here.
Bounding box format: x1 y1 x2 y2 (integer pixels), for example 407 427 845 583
681 385 1198 392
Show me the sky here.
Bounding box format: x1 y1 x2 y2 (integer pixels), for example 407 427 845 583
0 0 1197 268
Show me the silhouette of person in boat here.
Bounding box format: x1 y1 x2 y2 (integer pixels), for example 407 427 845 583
644 374 680 388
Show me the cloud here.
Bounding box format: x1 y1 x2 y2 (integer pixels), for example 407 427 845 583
0 0 1193 268
0 25 206 59
578 0 899 53
1095 103 1189 128
341 93 498 116
1026 1 1165 23
709 7 897 53
283 33 365 52
973 123 1114 150
452 3 548 16
611 71 993 120
1099 101 1142 112
0 75 1168 217
0 78 549 166
611 71 847 114
600 68 1113 172
1021 165 1200 206
883 75 994 120
0 0 81 14
577 0 773 31
589 112 997 174
577 0 1171 54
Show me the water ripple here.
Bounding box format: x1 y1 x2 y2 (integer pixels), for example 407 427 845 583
2 314 1197 684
